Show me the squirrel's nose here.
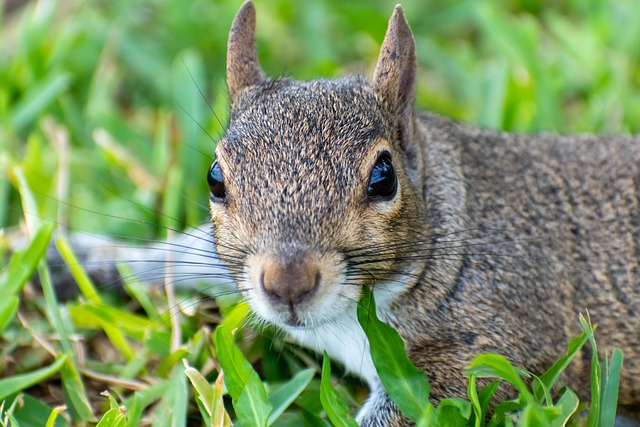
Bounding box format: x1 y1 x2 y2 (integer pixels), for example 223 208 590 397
261 260 320 306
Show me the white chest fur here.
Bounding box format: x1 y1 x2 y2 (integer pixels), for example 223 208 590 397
286 305 380 387
284 284 404 389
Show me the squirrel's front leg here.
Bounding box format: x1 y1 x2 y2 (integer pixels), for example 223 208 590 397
356 385 412 427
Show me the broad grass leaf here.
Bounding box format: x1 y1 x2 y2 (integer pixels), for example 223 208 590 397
549 388 580 427
435 397 472 427
0 355 67 401
468 354 532 403
0 298 19 337
467 375 500 427
580 314 601 427
184 365 215 417
0 222 53 295
267 369 315 426
215 325 271 427
59 358 95 422
212 372 232 427
118 263 162 321
599 349 623 427
356 287 433 423
122 382 170 427
520 403 553 426
10 73 72 133
302 410 333 427
96 408 127 427
533 331 588 401
55 235 135 360
236 386 273 427
488 399 524 427
153 369 188 427
319 352 358 427
5 394 68 427
477 381 501 422
467 376 483 427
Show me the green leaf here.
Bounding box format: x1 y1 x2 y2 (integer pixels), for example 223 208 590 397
184 366 215 416
488 398 525 427
10 73 72 133
467 376 483 427
55 235 135 360
435 397 472 427
154 368 188 427
356 287 433 423
6 394 69 427
0 222 53 296
477 380 501 423
215 324 271 427
549 388 580 427
0 297 19 336
267 369 315 426
59 358 95 422
95 408 127 427
533 331 588 401
580 314 601 427
520 403 553 426
467 354 532 403
0 355 68 401
319 352 358 427
599 348 623 427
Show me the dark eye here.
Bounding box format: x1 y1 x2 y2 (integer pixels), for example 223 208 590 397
367 152 397 200
207 160 226 201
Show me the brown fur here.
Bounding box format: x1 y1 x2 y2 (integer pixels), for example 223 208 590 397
212 2 640 425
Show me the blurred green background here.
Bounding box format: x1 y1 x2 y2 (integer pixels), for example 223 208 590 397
1 0 640 238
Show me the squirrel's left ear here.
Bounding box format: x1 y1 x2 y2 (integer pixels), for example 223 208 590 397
227 0 264 106
373 5 416 120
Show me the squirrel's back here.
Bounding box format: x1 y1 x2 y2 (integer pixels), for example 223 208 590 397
411 111 640 405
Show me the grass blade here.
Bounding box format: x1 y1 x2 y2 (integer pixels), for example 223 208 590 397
580 314 601 427
10 73 72 133
267 369 315 426
550 388 580 427
599 348 623 427
214 325 271 427
467 354 532 403
0 354 68 401
320 352 358 427
533 331 588 400
356 287 433 423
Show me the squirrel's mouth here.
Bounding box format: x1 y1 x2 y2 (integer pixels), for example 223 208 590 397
284 311 305 328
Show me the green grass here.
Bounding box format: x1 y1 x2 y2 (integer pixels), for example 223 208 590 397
0 0 638 425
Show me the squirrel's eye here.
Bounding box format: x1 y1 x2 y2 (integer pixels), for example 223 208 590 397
367 152 397 200
207 160 226 201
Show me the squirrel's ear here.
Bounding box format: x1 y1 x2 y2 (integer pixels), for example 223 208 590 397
227 1 263 105
373 5 416 118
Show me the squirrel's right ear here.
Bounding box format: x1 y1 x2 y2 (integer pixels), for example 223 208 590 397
227 1 264 105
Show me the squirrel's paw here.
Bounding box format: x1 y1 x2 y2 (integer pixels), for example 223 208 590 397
356 387 412 427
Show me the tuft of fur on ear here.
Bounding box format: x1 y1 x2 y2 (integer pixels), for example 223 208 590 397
373 5 416 120
227 0 263 105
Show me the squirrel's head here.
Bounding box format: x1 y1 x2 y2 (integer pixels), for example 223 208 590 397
209 1 426 329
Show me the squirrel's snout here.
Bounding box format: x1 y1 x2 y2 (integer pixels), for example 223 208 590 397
260 259 321 306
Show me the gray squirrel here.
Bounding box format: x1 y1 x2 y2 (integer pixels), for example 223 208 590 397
29 1 639 425
208 1 639 425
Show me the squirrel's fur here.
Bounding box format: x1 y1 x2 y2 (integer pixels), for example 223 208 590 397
208 2 640 425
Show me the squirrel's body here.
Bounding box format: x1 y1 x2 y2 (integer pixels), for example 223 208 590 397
403 111 640 407
210 3 640 425
206 3 640 425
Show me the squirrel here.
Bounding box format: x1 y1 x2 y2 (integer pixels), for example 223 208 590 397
15 1 635 425
206 1 640 425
